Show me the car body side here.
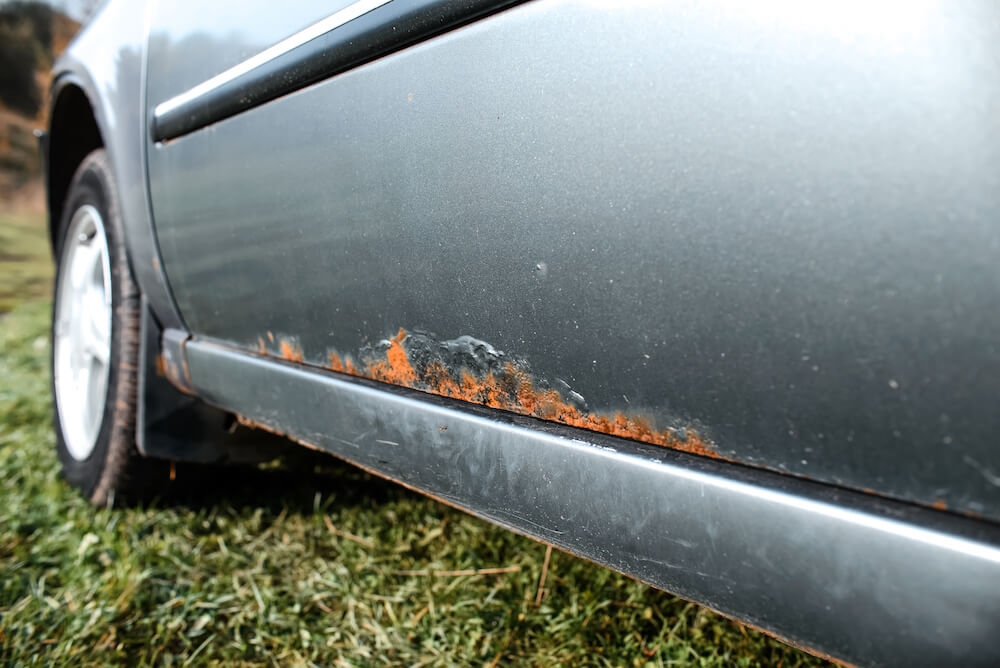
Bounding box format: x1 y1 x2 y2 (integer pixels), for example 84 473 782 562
44 1 1000 666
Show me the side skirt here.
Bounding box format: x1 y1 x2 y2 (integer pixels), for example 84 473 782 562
136 305 288 463
184 338 1000 668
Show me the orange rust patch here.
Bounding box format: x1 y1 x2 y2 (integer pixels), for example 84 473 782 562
328 352 345 372
267 331 274 343
327 352 358 376
279 340 304 363
932 499 948 511
154 354 167 377
314 328 718 459
367 328 417 385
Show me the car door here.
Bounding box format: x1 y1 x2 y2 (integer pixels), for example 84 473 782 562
145 0 1000 522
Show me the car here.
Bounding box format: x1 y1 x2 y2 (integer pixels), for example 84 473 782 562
43 1 1000 665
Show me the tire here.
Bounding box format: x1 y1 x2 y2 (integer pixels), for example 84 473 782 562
51 149 157 505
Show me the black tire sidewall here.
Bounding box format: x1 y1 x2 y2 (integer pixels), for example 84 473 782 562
51 150 139 503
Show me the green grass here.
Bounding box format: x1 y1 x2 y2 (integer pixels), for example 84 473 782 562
0 211 53 313
0 303 831 667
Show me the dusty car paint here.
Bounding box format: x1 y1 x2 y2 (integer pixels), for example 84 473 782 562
147 0 1000 521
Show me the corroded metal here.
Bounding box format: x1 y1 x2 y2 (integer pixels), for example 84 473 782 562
260 328 717 459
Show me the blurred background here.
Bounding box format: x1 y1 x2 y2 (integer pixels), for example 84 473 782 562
0 0 94 311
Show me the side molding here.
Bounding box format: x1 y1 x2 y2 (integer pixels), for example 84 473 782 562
183 338 1000 668
151 0 526 141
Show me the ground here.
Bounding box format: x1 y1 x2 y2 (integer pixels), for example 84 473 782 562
0 210 828 666
0 209 52 312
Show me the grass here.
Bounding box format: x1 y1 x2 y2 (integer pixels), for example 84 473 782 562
0 210 53 313
0 207 829 666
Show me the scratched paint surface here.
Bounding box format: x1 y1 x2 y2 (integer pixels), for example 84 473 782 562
259 329 717 459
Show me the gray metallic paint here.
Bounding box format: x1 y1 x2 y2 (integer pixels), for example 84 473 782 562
145 1 357 112
50 0 1000 663
49 0 183 330
147 0 1000 519
185 339 1000 668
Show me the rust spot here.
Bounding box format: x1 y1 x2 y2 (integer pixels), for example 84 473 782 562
314 329 717 459
327 351 357 375
237 414 290 440
279 340 304 363
367 328 417 385
164 359 178 383
932 499 947 511
258 337 267 354
180 355 192 386
160 353 193 395
267 331 275 343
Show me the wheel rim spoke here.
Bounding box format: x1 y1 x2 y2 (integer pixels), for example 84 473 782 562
54 205 113 461
83 357 106 441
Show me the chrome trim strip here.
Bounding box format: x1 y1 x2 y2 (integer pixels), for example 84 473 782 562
153 0 392 118
185 339 1000 667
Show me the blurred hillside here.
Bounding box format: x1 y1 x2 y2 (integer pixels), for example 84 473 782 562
0 1 81 209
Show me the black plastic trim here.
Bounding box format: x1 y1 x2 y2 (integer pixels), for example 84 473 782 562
152 0 526 142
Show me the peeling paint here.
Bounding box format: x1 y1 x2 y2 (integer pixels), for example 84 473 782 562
259 328 717 459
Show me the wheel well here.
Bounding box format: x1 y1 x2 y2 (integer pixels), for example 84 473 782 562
47 83 103 249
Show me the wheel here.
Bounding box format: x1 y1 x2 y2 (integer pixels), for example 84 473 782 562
51 149 156 504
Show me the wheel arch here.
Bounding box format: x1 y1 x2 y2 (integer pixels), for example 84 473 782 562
46 77 105 254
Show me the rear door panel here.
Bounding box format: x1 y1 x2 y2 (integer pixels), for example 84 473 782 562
146 1 1000 519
